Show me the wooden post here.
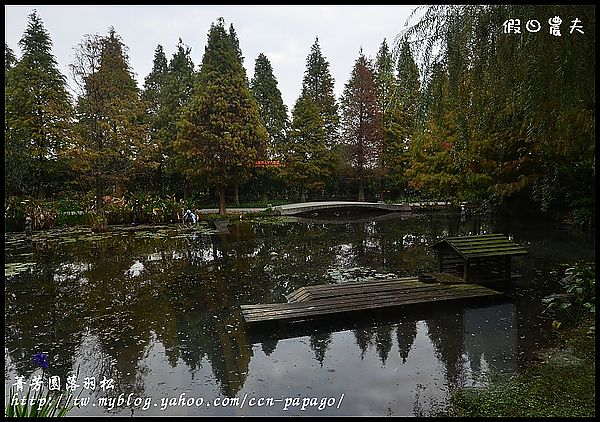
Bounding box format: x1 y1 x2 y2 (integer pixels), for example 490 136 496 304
25 216 32 240
504 256 511 281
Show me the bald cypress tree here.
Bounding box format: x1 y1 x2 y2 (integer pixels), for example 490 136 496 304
5 10 72 198
4 42 24 196
4 43 16 82
4 42 22 196
284 94 327 202
177 18 267 215
70 27 147 227
228 23 244 68
301 38 339 149
374 38 401 200
142 44 169 194
250 53 288 201
227 23 250 204
163 39 196 197
143 45 168 116
287 38 339 199
387 41 421 197
340 50 383 201
396 40 421 135
250 53 289 158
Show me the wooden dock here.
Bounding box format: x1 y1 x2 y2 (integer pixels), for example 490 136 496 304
240 276 503 324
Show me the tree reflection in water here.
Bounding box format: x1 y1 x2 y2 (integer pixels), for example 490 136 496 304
4 213 591 415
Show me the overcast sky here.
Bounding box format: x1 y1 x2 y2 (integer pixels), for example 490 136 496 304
5 4 421 111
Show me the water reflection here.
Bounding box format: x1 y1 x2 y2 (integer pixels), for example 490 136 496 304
463 303 517 374
396 317 418 364
4 213 594 415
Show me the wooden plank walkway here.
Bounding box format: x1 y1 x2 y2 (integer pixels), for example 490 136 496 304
241 277 502 324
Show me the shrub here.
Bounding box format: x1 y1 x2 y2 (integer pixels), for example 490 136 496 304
543 263 595 333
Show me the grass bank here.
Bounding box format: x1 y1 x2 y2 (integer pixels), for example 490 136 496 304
437 315 595 417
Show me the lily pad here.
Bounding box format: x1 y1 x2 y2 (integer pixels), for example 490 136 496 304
5 262 37 277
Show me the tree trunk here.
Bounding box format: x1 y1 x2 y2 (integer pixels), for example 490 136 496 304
37 181 45 200
96 177 103 211
234 182 240 206
380 138 386 202
183 176 190 200
94 176 108 232
37 158 45 199
261 180 268 201
358 178 365 202
219 187 226 215
300 187 306 203
158 164 164 197
115 179 125 197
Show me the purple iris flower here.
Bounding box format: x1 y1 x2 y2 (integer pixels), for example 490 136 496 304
33 352 49 369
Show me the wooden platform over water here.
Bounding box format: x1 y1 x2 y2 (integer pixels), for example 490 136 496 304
240 275 503 324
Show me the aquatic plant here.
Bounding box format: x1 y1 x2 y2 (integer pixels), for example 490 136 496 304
87 209 109 232
33 352 48 369
4 198 59 231
5 354 78 417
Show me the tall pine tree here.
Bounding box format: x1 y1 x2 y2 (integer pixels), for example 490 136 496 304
4 42 24 196
70 27 147 227
143 45 168 117
4 42 17 83
250 53 289 200
5 10 72 198
287 37 339 199
229 23 244 68
176 18 267 215
228 23 250 204
284 94 328 202
250 53 289 158
301 37 339 150
396 41 421 133
160 39 196 197
373 38 401 200
142 44 169 194
388 40 421 198
339 50 383 201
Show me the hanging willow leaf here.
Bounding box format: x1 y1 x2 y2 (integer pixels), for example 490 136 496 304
394 5 594 211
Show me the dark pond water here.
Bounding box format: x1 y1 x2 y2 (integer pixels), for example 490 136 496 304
4 211 594 416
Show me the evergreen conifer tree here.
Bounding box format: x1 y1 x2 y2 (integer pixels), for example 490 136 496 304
142 45 169 194
301 37 339 149
70 27 147 223
143 45 168 117
340 50 383 201
163 38 196 197
5 10 72 198
387 40 421 197
250 53 289 200
373 38 400 199
284 95 328 202
287 37 340 199
4 42 17 82
176 18 267 214
250 53 289 158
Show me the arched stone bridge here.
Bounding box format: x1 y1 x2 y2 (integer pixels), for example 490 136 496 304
196 201 450 215
273 201 411 216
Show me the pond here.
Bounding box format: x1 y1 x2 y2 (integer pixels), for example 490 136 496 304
4 211 595 416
